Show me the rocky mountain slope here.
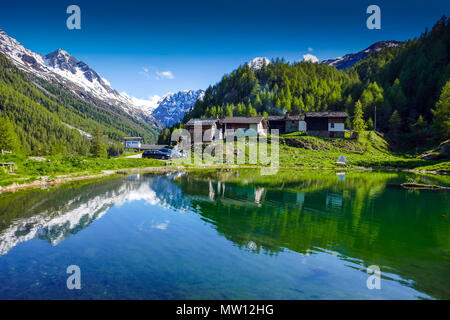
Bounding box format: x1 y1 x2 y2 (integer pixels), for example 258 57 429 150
322 41 403 70
152 90 204 127
0 29 162 129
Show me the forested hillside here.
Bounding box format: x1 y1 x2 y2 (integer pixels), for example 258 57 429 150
189 59 360 119
351 15 450 143
173 16 449 150
0 53 158 155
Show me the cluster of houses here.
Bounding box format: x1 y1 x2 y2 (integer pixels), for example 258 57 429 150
124 111 348 151
185 111 348 142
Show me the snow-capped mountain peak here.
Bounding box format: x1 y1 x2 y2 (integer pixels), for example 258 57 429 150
0 29 162 128
44 49 78 71
42 48 116 96
1 29 206 129
152 89 205 127
248 57 271 70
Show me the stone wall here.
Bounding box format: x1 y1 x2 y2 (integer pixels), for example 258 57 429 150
307 130 330 138
307 131 345 138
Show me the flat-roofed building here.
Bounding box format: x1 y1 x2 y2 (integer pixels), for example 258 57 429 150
123 137 142 149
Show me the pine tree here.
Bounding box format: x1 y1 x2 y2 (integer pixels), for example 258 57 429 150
275 98 281 108
432 80 450 141
345 117 352 130
366 118 374 130
344 95 353 112
389 110 401 134
90 128 107 158
0 116 20 153
254 94 263 111
412 115 427 130
353 100 366 131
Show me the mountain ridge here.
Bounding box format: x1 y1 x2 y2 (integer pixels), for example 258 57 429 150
0 29 162 129
152 89 205 127
160 16 449 149
0 49 160 154
322 40 404 70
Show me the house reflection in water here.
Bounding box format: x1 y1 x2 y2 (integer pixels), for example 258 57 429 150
1 171 448 299
201 179 268 207
186 177 347 214
185 180 342 225
296 192 305 206
337 172 346 182
326 193 343 209
254 188 265 205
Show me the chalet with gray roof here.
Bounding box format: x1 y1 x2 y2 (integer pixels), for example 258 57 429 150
222 116 267 136
185 118 222 142
304 111 348 138
267 115 306 134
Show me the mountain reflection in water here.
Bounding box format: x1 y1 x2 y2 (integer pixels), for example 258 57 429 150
0 170 448 299
0 174 190 255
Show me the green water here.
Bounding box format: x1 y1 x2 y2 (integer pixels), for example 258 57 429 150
0 170 448 299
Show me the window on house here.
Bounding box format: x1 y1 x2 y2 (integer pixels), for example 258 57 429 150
330 123 335 129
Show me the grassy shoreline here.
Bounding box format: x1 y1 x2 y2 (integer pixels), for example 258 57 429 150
1 162 449 193
1 132 448 192
0 154 166 188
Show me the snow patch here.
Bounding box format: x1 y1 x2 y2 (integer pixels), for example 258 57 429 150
303 54 319 63
248 57 271 70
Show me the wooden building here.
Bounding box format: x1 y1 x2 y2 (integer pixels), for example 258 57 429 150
185 118 222 142
221 117 267 136
267 115 306 134
304 111 348 138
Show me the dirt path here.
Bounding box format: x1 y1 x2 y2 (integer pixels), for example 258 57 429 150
124 153 143 159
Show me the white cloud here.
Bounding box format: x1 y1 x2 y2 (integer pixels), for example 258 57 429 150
131 95 161 112
156 71 174 80
139 67 152 79
139 67 174 80
151 220 170 230
303 54 319 63
308 47 314 52
121 91 161 113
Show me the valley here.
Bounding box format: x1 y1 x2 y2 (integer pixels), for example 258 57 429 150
0 17 449 191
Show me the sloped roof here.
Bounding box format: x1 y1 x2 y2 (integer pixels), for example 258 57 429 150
268 115 305 121
185 118 220 126
305 111 348 118
287 115 305 121
222 116 264 124
267 115 285 121
123 137 142 140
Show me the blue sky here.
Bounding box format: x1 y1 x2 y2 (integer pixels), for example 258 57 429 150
0 0 448 102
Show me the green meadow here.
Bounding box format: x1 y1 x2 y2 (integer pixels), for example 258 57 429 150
0 154 164 187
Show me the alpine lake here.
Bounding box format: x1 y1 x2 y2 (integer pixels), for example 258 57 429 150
0 169 448 300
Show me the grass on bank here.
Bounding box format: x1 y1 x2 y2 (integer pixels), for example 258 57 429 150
0 154 165 187
1 131 448 188
278 132 449 171
173 131 449 172
184 168 450 189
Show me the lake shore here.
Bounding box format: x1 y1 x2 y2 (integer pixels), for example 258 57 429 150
0 164 448 193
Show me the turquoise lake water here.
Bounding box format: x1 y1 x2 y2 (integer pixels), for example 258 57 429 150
0 170 448 299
